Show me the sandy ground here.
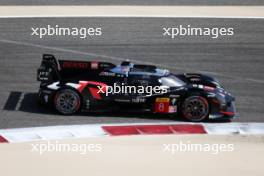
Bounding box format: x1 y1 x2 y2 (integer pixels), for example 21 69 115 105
0 6 263 17
0 135 264 176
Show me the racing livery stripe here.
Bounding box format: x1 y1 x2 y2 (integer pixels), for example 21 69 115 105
78 81 107 92
78 81 88 92
78 81 107 99
220 111 235 116
89 87 102 100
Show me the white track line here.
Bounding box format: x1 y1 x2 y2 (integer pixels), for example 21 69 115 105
0 38 263 84
0 15 264 19
0 38 126 62
15 92 24 111
0 6 263 19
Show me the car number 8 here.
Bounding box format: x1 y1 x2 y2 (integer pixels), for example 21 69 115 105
159 103 164 111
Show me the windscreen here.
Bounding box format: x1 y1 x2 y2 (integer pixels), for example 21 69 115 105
160 75 186 87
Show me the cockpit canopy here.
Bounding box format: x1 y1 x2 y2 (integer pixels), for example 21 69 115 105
111 61 170 77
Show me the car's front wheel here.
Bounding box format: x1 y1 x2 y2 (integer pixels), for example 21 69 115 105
182 95 209 122
54 88 81 115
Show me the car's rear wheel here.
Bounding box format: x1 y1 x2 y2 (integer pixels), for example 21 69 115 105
54 88 81 115
182 95 209 122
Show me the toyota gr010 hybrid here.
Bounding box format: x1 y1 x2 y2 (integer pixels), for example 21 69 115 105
37 54 236 122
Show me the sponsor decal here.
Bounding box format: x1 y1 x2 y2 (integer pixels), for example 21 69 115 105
155 98 170 103
169 106 177 113
91 62 99 69
99 72 116 76
62 61 89 69
114 99 130 103
132 98 146 103
155 97 170 113
190 78 201 81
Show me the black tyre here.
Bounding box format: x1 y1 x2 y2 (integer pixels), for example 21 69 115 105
54 88 81 115
182 95 209 122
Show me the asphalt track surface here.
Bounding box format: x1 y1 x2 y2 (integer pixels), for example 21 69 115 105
0 0 263 5
0 17 263 129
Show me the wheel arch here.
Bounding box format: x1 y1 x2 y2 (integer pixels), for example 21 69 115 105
179 90 211 122
53 85 84 114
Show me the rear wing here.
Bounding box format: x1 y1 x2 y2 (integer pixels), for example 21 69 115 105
37 54 116 84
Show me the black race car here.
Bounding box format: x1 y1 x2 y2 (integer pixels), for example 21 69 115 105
37 54 236 122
